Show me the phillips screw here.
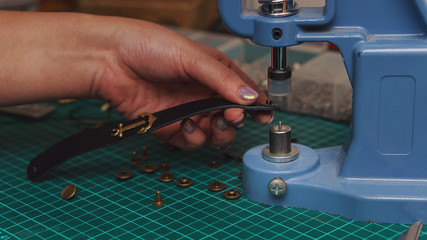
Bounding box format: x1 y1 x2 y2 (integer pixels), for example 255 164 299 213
268 177 287 197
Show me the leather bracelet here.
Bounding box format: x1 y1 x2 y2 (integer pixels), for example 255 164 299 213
27 98 279 181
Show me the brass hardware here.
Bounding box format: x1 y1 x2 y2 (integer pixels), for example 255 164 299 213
207 160 222 169
140 163 158 174
152 190 165 206
238 172 243 180
61 184 77 200
140 145 151 160
223 189 241 200
208 180 226 191
176 177 194 188
111 113 157 138
261 99 278 108
158 163 171 172
115 170 133 181
129 151 140 166
158 171 176 182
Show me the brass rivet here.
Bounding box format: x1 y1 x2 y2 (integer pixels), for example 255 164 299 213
207 160 222 169
176 177 194 187
140 146 151 160
158 171 176 182
158 162 171 172
223 189 241 200
115 170 133 181
152 190 165 206
129 151 140 166
207 180 226 191
61 184 77 200
238 172 243 180
140 163 158 174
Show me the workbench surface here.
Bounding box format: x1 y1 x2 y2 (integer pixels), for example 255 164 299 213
0 100 422 239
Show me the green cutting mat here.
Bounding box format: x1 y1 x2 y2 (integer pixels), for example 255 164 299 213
0 100 422 239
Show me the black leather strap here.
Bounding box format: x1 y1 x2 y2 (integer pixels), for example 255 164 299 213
27 98 278 181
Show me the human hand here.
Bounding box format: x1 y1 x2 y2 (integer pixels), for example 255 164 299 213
93 20 273 150
0 12 273 150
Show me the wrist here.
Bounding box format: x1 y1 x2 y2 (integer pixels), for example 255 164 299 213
0 11 117 105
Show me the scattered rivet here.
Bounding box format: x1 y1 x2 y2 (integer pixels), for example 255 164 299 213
152 190 165 206
115 170 133 181
207 160 222 169
129 151 140 166
176 177 194 188
61 184 77 200
223 189 241 200
208 180 226 191
140 146 151 160
158 162 171 172
158 170 176 182
140 163 158 174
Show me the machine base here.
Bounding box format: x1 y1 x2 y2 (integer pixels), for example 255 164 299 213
243 144 427 224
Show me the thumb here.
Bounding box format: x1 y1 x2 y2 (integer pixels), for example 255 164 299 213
182 52 259 105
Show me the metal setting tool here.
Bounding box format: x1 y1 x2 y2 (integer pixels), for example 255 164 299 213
218 0 427 223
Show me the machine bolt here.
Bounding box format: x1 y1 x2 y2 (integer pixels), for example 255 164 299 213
268 177 287 197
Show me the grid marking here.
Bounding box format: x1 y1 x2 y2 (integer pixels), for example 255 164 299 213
0 100 422 239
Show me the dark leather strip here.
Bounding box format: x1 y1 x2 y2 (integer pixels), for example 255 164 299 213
27 98 278 181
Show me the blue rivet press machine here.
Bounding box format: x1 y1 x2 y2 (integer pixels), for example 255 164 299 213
218 0 427 224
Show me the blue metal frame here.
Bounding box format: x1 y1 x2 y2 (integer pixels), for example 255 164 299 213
219 0 427 223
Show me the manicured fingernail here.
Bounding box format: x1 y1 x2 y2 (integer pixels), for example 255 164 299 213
216 116 229 132
182 119 195 134
238 87 259 101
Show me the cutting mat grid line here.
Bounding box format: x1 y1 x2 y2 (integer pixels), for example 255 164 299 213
0 100 422 239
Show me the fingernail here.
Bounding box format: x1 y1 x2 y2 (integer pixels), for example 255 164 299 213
267 114 274 124
238 87 259 101
232 111 246 126
182 119 195 134
216 116 229 132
